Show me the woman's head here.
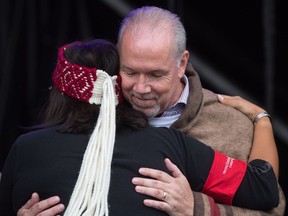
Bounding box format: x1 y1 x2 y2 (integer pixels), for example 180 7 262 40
53 39 122 104
42 39 146 133
64 39 120 76
43 39 121 133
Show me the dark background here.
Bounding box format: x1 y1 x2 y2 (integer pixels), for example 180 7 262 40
0 0 287 214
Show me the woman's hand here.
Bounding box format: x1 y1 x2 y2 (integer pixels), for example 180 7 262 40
217 94 265 122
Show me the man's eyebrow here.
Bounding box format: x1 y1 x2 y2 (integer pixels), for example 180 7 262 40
121 65 134 72
121 65 168 74
151 69 168 73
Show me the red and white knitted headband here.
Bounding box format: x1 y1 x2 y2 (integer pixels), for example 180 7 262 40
52 44 123 105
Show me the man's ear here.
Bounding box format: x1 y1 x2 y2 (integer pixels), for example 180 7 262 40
178 50 189 78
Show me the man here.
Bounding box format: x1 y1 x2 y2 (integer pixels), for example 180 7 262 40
117 6 285 216
17 5 285 216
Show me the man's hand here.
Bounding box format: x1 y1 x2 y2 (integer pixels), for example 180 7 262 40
132 158 194 216
17 193 65 216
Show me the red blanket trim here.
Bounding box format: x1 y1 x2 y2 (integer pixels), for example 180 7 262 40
207 195 221 216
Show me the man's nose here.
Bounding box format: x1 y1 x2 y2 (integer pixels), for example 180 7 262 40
133 75 151 94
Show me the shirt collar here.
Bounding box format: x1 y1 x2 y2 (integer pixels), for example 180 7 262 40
158 75 189 117
177 75 189 105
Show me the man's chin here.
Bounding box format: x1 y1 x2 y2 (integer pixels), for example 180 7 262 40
132 105 159 118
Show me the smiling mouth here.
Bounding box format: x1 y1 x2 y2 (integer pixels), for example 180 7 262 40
132 96 155 107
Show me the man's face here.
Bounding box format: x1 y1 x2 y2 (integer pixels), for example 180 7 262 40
119 31 188 117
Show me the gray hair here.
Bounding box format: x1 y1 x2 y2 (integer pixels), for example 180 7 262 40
117 6 186 65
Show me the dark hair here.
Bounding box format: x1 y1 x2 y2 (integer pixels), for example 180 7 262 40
36 39 147 133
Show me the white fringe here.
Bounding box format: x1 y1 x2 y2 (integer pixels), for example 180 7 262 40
64 70 116 216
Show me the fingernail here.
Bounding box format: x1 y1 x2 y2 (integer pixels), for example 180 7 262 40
139 168 146 174
59 204 65 211
132 177 138 184
217 94 224 101
135 186 143 192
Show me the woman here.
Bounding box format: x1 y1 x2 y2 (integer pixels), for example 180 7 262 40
0 39 278 216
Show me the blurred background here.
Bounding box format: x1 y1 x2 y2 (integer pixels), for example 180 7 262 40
0 0 287 214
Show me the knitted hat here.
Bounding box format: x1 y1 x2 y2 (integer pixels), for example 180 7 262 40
53 44 122 216
53 45 123 105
